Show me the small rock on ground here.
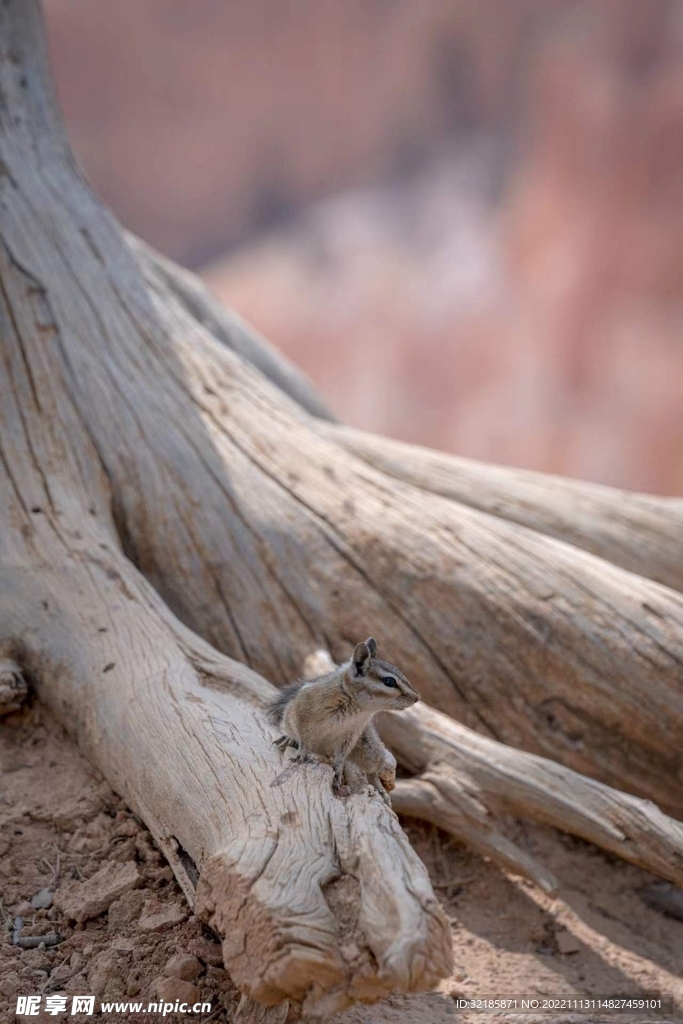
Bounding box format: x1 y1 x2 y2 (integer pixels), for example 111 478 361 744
155 977 201 1005
164 952 203 980
55 860 141 922
138 899 187 932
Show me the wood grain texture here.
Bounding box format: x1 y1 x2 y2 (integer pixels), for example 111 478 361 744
2 1 682 1012
126 237 683 599
306 652 683 893
385 703 683 891
129 232 337 425
130 264 683 815
322 425 683 593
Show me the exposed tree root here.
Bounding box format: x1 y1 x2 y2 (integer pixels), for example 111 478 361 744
127 233 683 596
2 2 682 1015
304 651 683 893
0 3 452 1012
386 703 683 891
322 425 683 593
133 249 683 816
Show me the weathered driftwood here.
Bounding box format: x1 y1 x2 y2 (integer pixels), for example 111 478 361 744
0 2 452 1014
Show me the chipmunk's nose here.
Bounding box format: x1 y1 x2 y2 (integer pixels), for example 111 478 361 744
410 689 421 704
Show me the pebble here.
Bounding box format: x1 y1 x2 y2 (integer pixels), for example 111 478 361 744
187 936 224 966
556 929 582 954
164 952 203 981
0 975 22 998
52 795 103 831
138 900 187 932
155 976 201 1005
205 965 229 988
107 889 147 929
88 953 121 997
55 860 142 922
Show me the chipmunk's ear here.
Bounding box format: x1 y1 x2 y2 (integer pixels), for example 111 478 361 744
353 638 376 676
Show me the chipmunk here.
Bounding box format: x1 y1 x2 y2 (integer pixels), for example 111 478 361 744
267 637 419 803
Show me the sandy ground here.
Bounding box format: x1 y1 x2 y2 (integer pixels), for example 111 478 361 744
1 703 681 1024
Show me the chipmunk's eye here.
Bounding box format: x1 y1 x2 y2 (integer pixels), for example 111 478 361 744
383 677 398 689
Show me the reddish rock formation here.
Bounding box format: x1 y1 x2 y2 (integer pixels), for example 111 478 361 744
202 5 683 494
44 0 565 265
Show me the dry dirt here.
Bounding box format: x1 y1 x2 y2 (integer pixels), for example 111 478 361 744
1 702 681 1024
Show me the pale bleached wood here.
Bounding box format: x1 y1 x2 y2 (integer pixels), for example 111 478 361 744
128 232 337 424
2 8 682 1017
0 2 452 1013
110 225 683 816
0 510 450 1012
127 261 683 816
322 425 683 593
124 236 683 595
386 704 683 889
305 652 683 892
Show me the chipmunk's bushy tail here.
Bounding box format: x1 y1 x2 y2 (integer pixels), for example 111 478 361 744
265 680 305 725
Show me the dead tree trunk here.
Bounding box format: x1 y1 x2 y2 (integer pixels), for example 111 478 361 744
1 0 683 1016
0 3 452 1016
131 236 683 817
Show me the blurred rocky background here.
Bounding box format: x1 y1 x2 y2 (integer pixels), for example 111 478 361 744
45 0 683 494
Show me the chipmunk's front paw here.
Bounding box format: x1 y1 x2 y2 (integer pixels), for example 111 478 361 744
292 750 318 765
273 734 298 751
332 763 351 797
332 777 351 798
367 773 393 806
378 786 392 807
